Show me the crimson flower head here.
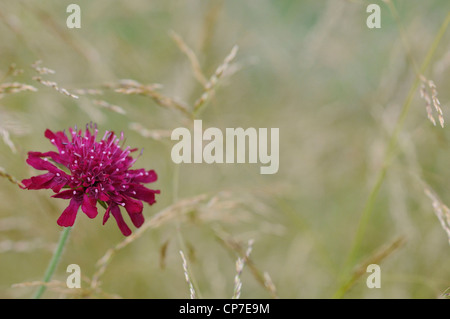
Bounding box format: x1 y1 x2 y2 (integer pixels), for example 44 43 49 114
21 124 160 236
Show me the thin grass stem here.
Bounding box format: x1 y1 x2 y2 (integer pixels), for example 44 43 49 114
334 9 450 298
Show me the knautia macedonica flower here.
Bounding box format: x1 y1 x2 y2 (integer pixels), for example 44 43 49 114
21 124 160 236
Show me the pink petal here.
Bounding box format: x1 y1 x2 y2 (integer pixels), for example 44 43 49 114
129 169 158 183
52 189 76 199
20 178 32 189
45 129 68 150
26 152 59 171
123 196 143 215
123 196 144 228
22 173 54 190
104 184 115 192
57 195 82 227
110 205 131 236
128 211 144 228
102 204 111 225
128 184 160 205
48 176 68 193
81 193 98 219
40 151 66 166
99 192 110 202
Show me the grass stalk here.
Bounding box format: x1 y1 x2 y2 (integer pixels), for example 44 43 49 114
334 9 450 298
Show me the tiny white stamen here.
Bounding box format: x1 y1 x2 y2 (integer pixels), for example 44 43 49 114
61 151 65 154
56 173 60 177
120 203 125 206
73 191 76 195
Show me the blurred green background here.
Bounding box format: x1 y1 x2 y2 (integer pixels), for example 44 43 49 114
0 0 449 298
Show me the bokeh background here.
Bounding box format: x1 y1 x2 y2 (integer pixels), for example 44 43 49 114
0 0 449 298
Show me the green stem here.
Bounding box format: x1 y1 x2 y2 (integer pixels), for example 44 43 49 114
172 163 203 299
333 9 450 299
33 226 72 299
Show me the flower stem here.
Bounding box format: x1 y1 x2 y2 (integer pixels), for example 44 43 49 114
33 226 72 299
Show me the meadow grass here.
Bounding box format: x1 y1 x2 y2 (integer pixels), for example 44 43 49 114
0 0 449 299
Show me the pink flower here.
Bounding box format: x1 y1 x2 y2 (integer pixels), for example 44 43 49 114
22 124 160 236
